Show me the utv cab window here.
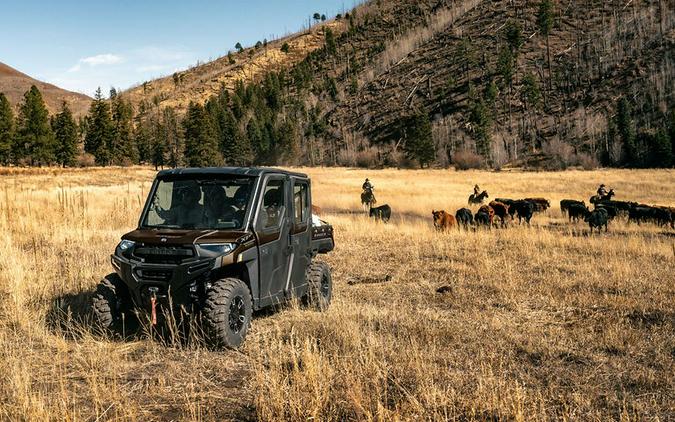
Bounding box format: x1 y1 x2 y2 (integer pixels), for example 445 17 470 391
293 182 309 224
142 176 254 230
258 179 286 229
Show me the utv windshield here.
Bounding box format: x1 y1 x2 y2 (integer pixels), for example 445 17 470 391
142 176 255 230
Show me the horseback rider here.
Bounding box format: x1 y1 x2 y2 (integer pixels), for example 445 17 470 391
473 184 480 196
362 178 374 193
597 184 608 197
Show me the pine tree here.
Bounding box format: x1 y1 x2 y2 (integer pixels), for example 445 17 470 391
537 0 554 92
162 107 184 167
0 93 14 165
84 87 114 165
648 130 672 168
616 98 636 165
183 102 222 167
53 102 78 167
110 95 137 164
16 85 55 166
404 112 435 167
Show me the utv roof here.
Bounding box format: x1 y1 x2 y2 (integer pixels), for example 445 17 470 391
157 167 308 178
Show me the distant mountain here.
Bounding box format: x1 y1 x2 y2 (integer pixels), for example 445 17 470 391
0 62 91 117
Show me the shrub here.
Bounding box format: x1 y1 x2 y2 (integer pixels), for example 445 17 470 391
452 150 484 170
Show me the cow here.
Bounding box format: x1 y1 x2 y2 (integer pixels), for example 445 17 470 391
512 200 535 225
560 199 585 215
568 203 590 222
595 203 617 220
478 205 495 224
585 209 609 233
369 204 391 222
489 201 510 226
495 198 517 208
524 198 551 212
628 206 653 225
455 208 473 229
651 207 673 227
432 210 456 231
475 210 492 228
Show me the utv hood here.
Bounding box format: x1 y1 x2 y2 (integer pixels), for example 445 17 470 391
122 229 250 246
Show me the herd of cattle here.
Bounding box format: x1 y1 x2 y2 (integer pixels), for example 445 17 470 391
427 192 675 233
363 189 674 234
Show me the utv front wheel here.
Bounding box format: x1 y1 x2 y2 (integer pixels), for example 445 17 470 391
305 261 332 311
92 273 132 334
203 278 252 349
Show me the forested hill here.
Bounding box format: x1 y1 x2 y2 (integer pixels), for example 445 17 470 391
1 1 673 169
0 62 91 117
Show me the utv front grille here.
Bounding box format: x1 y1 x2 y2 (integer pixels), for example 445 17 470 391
133 245 195 264
135 268 173 282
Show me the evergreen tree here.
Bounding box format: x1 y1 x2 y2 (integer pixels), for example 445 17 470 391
111 95 137 164
404 112 435 167
53 102 78 167
505 20 524 54
616 98 636 165
0 93 14 165
16 85 55 165
468 88 492 161
647 130 672 168
521 72 541 110
162 107 184 167
183 102 222 167
84 87 114 165
537 0 554 92
325 28 337 55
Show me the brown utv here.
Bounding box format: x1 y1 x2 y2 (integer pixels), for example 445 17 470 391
93 168 334 348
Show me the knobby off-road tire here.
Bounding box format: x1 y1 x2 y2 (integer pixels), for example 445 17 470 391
92 273 132 334
203 278 253 349
305 261 332 311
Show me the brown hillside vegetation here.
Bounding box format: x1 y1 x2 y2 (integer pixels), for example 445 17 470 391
0 61 91 117
121 21 346 113
0 166 673 420
115 0 674 168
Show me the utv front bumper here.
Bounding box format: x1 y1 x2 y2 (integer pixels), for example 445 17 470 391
111 247 215 309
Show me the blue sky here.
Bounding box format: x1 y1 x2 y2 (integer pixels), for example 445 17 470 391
1 0 358 97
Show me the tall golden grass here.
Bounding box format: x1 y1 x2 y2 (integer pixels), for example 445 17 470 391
0 166 673 421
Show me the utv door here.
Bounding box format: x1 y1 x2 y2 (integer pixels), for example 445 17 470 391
255 176 291 305
288 178 312 296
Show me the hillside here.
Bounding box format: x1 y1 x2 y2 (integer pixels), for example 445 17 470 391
0 62 91 117
121 20 346 114
119 0 673 169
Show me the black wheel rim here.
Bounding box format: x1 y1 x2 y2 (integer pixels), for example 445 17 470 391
320 274 330 300
228 296 246 333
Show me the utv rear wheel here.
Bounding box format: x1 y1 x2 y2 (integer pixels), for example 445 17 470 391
203 278 252 349
92 273 132 334
305 261 332 311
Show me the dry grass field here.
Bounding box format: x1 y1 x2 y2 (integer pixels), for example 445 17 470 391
0 166 673 421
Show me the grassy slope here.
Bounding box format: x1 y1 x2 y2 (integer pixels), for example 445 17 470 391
0 166 673 420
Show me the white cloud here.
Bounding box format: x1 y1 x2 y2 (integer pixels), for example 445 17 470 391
68 53 124 72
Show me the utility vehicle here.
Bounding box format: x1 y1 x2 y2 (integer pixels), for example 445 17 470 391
93 167 334 348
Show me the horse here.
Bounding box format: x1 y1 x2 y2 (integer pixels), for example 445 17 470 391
361 188 376 211
590 189 614 204
468 190 489 206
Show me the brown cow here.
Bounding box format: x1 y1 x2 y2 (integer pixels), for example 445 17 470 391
489 201 510 226
524 197 551 212
432 210 457 231
478 205 495 224
311 204 322 215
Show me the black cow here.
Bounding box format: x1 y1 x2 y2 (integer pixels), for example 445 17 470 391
475 210 491 228
651 207 673 227
495 198 517 208
369 204 391 223
513 200 535 225
455 208 473 229
595 203 617 220
585 209 608 233
560 199 585 215
568 203 590 222
628 206 653 225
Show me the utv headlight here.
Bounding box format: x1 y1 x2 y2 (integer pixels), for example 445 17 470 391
118 240 135 251
197 243 236 255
